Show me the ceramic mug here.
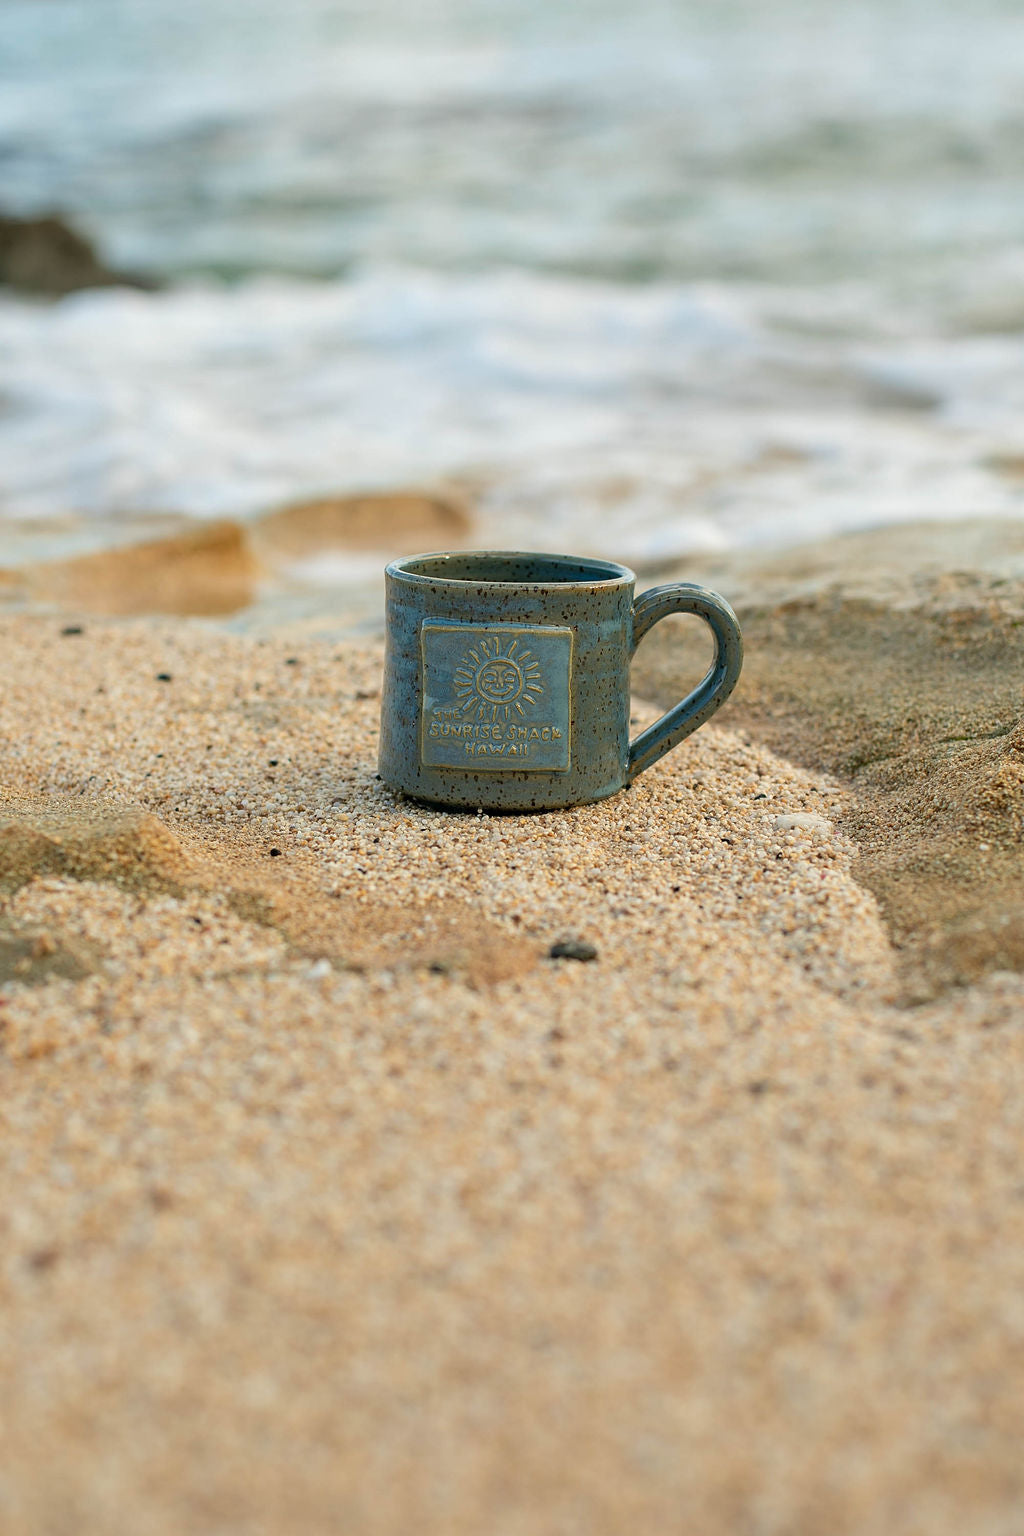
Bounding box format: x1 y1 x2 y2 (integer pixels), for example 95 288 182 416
378 550 742 811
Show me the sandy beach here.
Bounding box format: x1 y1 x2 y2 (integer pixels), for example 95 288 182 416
2 518 1023 1533
6 2 1024 1522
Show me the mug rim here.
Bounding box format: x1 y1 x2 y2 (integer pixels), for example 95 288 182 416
386 549 636 590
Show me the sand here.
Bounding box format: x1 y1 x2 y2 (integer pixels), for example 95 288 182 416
634 518 1024 1002
1 600 1024 1536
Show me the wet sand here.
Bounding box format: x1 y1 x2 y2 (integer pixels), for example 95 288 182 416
2 584 1023 1534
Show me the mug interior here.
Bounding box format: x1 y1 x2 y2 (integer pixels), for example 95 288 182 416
390 551 634 586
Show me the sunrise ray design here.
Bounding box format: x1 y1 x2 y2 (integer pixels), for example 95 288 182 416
453 635 545 721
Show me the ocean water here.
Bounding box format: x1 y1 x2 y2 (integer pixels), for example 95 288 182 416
2 0 1024 565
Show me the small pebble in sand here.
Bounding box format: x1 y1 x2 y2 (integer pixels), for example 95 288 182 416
549 938 599 962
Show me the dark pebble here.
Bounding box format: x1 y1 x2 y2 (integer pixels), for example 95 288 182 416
549 939 598 963
28 1247 59 1272
269 848 282 857
155 672 172 682
60 624 83 636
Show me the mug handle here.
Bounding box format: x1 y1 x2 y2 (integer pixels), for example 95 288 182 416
628 582 744 782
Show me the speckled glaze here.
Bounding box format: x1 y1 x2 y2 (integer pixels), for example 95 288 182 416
379 551 742 811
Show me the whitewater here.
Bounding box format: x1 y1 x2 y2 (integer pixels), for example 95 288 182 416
2 0 1024 565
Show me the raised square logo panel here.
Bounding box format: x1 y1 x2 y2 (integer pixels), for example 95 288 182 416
420 624 573 772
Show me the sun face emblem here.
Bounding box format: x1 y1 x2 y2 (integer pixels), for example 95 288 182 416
454 636 545 720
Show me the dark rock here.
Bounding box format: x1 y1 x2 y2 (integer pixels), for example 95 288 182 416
0 211 157 297
549 938 598 963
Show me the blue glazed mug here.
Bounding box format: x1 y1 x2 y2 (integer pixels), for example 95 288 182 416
378 551 742 811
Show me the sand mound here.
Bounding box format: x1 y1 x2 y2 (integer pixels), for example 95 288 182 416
0 794 195 893
253 488 471 558
0 490 470 626
24 520 258 617
843 717 1024 992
